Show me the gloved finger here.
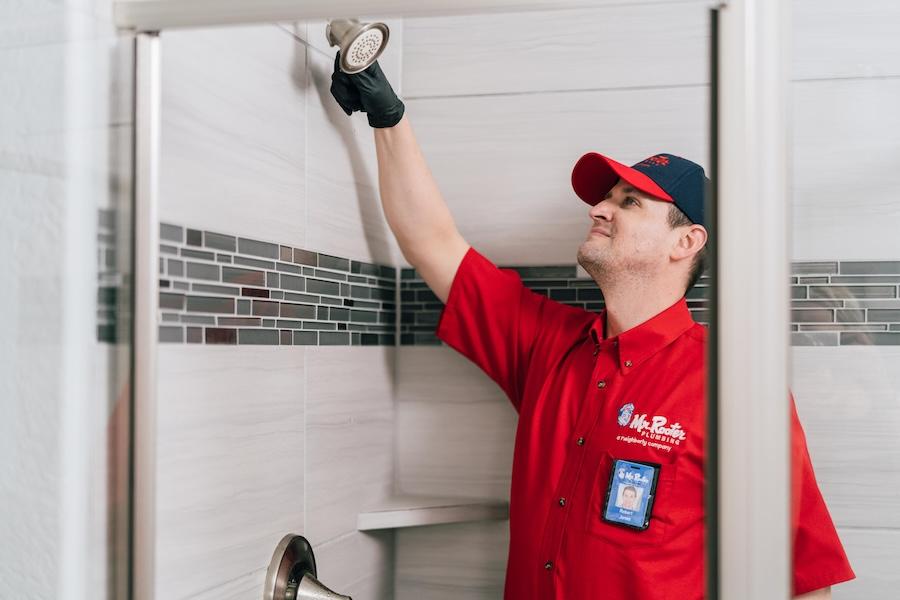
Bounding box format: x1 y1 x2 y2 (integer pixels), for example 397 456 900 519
330 52 363 115
351 59 384 89
332 51 344 76
330 79 363 115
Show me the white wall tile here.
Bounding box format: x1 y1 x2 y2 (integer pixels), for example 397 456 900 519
395 521 509 600
0 36 131 145
403 3 709 98
156 346 305 599
792 346 900 529
0 0 113 49
832 528 900 599
404 85 708 265
305 347 395 545
793 0 900 80
159 25 307 247
791 78 900 261
0 174 67 597
304 18 406 265
396 347 516 500
402 0 900 97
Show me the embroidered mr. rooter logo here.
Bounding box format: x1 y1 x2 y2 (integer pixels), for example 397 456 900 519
617 404 687 446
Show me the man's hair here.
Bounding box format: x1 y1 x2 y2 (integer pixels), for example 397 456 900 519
667 203 708 296
623 486 637 495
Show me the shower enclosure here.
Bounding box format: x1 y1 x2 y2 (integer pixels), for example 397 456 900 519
123 1 788 598
5 0 895 598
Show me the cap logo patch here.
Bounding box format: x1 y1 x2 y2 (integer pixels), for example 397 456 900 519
639 155 670 168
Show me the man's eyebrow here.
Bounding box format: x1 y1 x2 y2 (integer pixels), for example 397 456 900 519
603 186 640 200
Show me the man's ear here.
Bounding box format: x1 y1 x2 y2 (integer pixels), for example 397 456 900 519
672 225 707 261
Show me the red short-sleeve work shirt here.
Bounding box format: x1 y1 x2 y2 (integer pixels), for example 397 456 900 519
434 245 855 600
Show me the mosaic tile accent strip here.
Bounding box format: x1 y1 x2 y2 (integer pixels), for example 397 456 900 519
94 211 900 349
400 261 900 347
97 208 121 343
157 223 396 346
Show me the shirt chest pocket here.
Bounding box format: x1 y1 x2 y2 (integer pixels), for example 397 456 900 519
583 449 679 547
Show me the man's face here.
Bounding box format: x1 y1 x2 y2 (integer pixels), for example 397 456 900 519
576 178 677 284
622 488 637 508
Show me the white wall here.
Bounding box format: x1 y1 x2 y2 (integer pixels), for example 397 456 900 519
0 1 133 599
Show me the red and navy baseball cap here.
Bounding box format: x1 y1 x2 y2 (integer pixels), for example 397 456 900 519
571 152 709 228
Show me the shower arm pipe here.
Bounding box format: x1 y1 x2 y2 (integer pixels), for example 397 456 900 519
116 0 635 31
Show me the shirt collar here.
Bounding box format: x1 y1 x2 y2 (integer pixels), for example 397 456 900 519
590 296 696 375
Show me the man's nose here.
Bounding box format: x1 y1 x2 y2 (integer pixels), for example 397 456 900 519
590 199 612 220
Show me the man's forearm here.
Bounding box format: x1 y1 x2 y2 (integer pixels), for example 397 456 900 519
795 586 831 600
373 113 459 264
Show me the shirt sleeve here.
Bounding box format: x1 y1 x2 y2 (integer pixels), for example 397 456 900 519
790 391 856 595
434 245 550 413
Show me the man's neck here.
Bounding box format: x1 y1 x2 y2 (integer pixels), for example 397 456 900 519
600 287 684 339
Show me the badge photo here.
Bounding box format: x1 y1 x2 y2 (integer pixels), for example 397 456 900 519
601 458 662 531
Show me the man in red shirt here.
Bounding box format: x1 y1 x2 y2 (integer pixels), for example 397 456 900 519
331 53 856 600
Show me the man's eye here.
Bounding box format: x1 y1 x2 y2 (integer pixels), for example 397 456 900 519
624 197 638 206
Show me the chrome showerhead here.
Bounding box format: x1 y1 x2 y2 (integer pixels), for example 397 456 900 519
325 19 390 74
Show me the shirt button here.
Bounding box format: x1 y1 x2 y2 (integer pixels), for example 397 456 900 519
576 437 585 446
597 380 606 388
624 360 632 367
558 497 566 506
544 561 553 570
592 346 599 357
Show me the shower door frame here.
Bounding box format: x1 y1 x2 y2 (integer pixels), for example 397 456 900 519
124 1 792 599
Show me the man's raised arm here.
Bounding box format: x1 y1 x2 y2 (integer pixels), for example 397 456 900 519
373 115 469 303
330 53 469 304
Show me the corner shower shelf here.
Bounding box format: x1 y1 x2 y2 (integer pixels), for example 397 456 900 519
357 494 509 531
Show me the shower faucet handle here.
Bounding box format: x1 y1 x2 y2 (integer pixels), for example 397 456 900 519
263 534 352 600
292 572 353 600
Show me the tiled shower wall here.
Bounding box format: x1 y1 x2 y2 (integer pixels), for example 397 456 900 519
147 20 403 600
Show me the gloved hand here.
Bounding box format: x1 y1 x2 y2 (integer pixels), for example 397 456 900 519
329 51 405 128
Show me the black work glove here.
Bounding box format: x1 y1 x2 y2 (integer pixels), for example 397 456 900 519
329 51 405 128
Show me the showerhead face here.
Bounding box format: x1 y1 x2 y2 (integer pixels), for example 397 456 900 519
345 26 385 71
326 19 390 74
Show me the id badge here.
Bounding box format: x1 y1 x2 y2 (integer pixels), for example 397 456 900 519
601 458 662 531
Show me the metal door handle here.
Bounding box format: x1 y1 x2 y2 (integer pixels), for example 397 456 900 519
264 534 352 600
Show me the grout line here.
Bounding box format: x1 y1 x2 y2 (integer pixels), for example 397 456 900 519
303 20 311 330
837 525 900 532
794 73 900 85
303 344 308 533
401 78 900 104
403 81 710 101
277 22 334 61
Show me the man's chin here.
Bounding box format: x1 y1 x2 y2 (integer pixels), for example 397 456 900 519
577 246 601 269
